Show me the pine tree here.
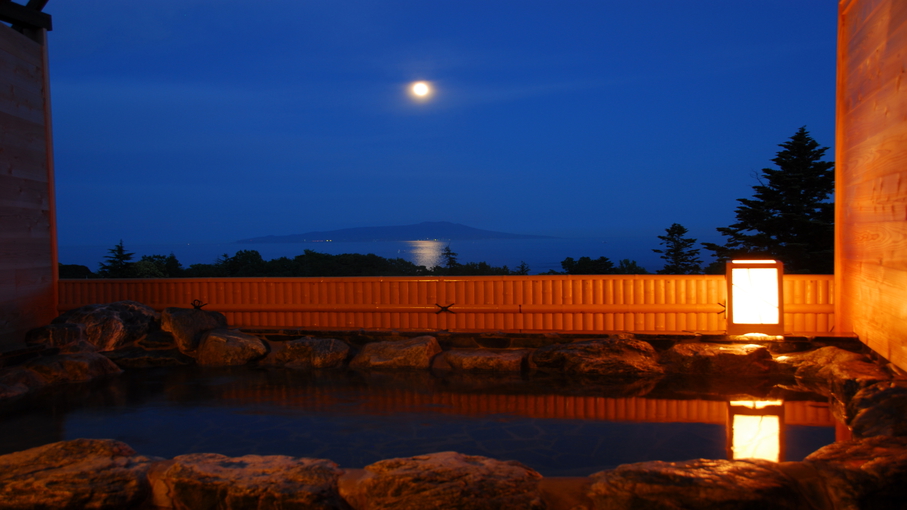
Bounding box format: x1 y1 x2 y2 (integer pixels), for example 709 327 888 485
440 245 459 275
703 127 835 274
654 223 702 274
98 240 135 278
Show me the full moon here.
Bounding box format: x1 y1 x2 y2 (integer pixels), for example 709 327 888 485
411 81 430 97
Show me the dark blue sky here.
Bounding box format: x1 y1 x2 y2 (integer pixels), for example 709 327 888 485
48 1 838 248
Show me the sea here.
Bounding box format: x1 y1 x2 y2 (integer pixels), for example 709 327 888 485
58 237 688 275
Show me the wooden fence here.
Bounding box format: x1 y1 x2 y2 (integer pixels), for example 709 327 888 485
58 274 834 335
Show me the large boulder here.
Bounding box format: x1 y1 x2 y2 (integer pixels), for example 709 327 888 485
658 342 778 376
846 381 907 438
529 338 664 377
776 346 890 401
51 301 160 351
196 329 268 366
149 453 348 510
349 336 442 370
23 351 123 384
24 323 86 349
442 349 528 373
259 337 350 370
588 458 805 510
161 307 228 354
340 451 545 510
0 366 46 400
776 346 865 381
0 439 152 509
805 436 907 510
102 347 196 369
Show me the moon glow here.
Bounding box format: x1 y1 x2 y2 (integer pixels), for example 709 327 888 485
411 81 431 97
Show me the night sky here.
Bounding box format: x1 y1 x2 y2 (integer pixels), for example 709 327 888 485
48 1 838 249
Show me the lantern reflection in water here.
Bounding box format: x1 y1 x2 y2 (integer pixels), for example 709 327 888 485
727 400 784 462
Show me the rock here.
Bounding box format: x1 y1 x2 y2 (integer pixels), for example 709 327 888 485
826 359 891 404
161 307 228 354
442 349 528 372
341 451 545 510
348 336 442 370
149 453 348 510
137 330 178 350
24 323 86 349
196 329 268 366
0 366 46 400
51 301 160 351
23 351 123 384
102 346 196 368
529 338 664 377
0 439 152 509
778 345 865 382
847 381 907 438
805 436 907 510
259 337 350 370
658 342 778 376
775 346 890 400
589 458 805 510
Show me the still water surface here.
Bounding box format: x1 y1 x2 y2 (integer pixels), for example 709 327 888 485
0 367 836 476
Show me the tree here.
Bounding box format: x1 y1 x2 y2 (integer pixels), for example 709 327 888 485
513 261 531 275
653 223 702 274
560 256 614 274
440 244 459 274
703 127 835 274
98 240 135 278
613 259 649 274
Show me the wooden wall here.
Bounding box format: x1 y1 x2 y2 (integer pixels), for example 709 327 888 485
58 274 835 335
0 24 55 352
836 0 907 369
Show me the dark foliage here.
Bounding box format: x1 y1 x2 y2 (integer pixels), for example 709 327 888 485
703 127 834 274
653 223 702 274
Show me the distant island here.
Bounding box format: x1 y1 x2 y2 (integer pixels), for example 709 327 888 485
236 221 556 243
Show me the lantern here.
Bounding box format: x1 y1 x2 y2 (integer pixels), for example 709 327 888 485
726 260 784 336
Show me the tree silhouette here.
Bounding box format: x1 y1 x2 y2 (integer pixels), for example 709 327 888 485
703 127 834 274
98 240 134 278
440 244 459 274
654 223 702 274
560 256 614 274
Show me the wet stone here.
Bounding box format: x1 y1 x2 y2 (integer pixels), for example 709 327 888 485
103 346 196 368
658 342 778 376
442 349 528 373
161 307 228 354
529 337 664 377
349 335 442 370
0 439 152 510
589 458 805 510
341 451 545 510
196 329 268 366
259 337 351 370
51 301 160 352
150 453 348 510
846 380 907 438
805 436 907 510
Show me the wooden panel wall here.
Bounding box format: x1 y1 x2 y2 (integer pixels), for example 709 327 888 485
58 274 835 335
0 25 55 352
836 0 907 369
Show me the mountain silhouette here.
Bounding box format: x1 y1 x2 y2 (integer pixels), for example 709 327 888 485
236 221 555 243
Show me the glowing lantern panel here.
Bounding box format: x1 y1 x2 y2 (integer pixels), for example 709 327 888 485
726 260 784 335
